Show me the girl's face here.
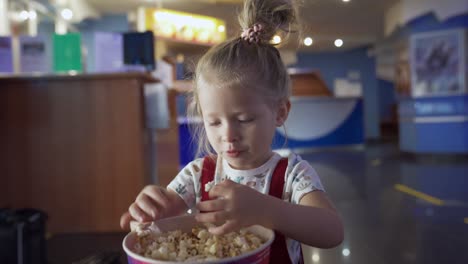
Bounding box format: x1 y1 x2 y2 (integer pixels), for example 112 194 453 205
198 82 288 170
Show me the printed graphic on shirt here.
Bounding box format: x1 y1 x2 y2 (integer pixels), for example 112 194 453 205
234 176 244 183
175 183 187 195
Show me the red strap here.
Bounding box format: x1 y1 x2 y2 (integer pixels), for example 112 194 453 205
200 156 303 264
268 158 295 264
201 156 216 202
268 158 288 198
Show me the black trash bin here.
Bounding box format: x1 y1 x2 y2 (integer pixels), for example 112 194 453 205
0 208 48 264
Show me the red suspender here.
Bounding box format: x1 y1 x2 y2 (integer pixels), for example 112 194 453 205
268 158 288 199
268 158 295 264
200 156 303 264
201 156 216 202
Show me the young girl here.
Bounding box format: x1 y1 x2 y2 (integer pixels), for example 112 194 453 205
121 0 344 262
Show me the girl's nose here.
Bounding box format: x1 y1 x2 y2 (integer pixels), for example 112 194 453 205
222 124 239 142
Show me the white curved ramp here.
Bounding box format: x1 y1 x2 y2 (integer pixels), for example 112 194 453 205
277 97 358 141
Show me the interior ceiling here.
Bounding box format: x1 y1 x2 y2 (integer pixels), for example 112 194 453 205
84 0 398 52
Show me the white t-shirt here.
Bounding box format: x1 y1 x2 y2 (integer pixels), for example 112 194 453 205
168 152 325 264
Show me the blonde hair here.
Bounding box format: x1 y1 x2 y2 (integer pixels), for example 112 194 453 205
187 0 300 158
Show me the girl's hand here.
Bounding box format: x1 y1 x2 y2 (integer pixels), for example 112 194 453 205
195 179 269 235
120 185 187 230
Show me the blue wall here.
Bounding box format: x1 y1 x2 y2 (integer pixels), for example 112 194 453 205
399 95 468 153
392 12 468 38
379 79 396 122
294 47 380 140
37 22 55 69
38 21 55 37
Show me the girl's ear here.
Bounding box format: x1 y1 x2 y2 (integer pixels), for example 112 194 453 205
276 100 291 127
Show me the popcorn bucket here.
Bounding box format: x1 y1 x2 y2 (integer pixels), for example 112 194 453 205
122 215 275 264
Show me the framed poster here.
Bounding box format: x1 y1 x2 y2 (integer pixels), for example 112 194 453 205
94 32 123 72
410 29 466 97
19 35 51 73
53 33 82 73
0 36 13 73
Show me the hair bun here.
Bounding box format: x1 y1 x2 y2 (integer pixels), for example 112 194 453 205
238 0 300 45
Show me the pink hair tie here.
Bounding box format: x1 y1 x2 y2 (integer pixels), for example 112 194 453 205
241 23 264 44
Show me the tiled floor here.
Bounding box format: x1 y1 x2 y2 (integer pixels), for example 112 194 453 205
300 142 468 264
47 141 468 264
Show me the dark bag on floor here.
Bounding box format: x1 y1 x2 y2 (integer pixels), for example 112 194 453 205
0 208 48 264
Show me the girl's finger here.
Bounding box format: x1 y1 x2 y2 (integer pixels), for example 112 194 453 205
196 199 227 212
207 220 239 235
120 212 133 230
136 194 163 219
129 202 152 222
209 185 229 199
195 211 230 224
142 187 171 209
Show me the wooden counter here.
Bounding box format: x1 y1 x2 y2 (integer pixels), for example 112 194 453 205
0 72 179 233
288 68 332 96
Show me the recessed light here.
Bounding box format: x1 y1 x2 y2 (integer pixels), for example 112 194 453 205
61 8 73 20
334 39 343 47
304 37 313 46
312 253 320 262
19 10 29 21
29 10 37 20
271 35 281 44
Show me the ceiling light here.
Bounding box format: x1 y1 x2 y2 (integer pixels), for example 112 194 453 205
342 0 351 2
272 35 281 44
218 25 225 33
29 10 37 20
312 253 320 262
334 38 343 47
304 37 313 46
61 8 73 20
19 10 29 21
342 248 351 257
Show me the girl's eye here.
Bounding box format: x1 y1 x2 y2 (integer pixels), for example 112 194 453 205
239 118 254 123
208 121 221 126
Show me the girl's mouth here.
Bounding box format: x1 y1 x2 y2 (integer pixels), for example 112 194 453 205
226 150 241 158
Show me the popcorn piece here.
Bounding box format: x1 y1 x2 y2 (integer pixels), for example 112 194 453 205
205 180 215 192
197 229 209 240
133 226 265 262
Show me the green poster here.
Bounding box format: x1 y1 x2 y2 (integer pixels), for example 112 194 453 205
53 33 82 72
